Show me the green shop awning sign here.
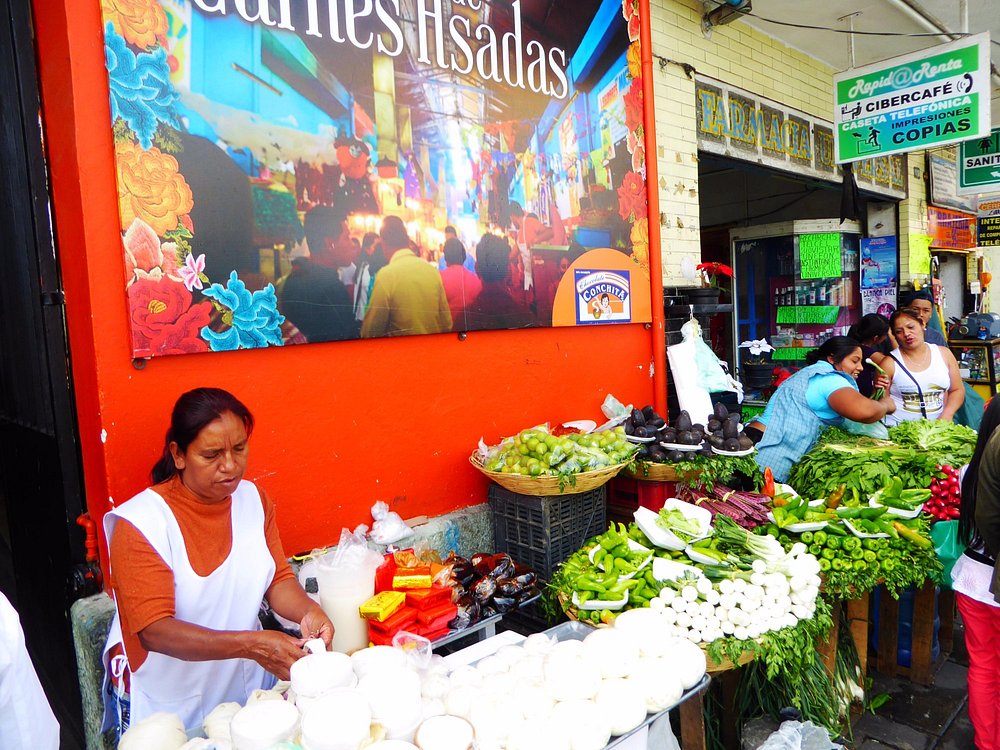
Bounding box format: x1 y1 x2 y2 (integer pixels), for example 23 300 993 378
833 33 991 164
959 128 1000 195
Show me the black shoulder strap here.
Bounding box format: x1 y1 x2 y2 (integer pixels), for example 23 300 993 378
887 352 927 418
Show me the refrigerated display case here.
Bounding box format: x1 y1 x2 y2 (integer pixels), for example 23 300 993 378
730 220 863 391
949 338 1000 402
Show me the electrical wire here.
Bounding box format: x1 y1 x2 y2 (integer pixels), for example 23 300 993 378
729 8 977 40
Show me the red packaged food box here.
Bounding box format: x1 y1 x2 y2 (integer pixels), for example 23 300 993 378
416 601 458 626
420 626 451 641
405 586 453 610
368 629 397 646
367 605 418 637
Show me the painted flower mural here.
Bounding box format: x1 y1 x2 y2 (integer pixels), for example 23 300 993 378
115 141 193 237
104 25 179 150
127 277 210 355
201 272 285 351
122 217 180 285
617 171 647 222
630 217 649 270
102 0 168 50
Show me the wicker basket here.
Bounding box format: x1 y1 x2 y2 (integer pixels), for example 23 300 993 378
558 597 755 673
470 453 629 496
622 461 681 482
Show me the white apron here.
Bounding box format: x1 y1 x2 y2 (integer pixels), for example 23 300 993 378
102 480 276 735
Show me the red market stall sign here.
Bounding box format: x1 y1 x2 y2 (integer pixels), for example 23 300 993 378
927 206 976 249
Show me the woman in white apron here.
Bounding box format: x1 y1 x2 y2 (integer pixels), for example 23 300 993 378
882 307 964 425
102 388 333 737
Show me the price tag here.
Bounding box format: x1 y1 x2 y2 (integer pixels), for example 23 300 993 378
970 281 982 295
776 306 841 325
799 233 842 279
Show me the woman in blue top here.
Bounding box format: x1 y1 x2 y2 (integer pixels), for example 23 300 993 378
746 336 895 481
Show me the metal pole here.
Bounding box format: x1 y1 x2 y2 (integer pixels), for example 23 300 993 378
638 0 668 418
838 12 862 69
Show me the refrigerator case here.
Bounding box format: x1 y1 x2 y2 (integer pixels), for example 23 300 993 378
731 220 863 373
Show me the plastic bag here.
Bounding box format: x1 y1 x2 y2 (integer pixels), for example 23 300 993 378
955 381 985 431
667 337 713 421
842 418 889 439
392 630 433 671
369 501 414 545
682 318 740 394
931 519 963 587
754 720 843 750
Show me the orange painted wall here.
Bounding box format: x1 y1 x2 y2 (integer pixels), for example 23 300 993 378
32 0 658 572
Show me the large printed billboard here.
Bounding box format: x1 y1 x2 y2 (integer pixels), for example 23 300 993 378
100 0 652 357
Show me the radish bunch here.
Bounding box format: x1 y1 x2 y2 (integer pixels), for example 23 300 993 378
926 464 961 521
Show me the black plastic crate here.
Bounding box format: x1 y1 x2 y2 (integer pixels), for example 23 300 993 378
489 484 606 580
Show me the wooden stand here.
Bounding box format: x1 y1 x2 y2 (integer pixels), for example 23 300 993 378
872 581 952 685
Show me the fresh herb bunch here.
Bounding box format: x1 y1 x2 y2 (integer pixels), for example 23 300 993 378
768 515 942 598
670 453 763 491
788 427 941 499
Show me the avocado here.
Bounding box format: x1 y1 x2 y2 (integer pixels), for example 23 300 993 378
699 447 714 457
632 407 646 427
707 419 722 432
714 402 729 421
661 429 677 443
723 420 739 440
636 444 651 459
651 417 666 429
723 437 741 451
642 405 656 420
675 411 692 432
678 430 698 445
738 435 754 450
623 416 635 433
708 435 725 448
666 450 685 462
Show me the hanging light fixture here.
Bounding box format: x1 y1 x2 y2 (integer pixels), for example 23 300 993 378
702 0 751 33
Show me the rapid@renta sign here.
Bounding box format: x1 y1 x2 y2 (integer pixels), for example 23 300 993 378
833 33 991 164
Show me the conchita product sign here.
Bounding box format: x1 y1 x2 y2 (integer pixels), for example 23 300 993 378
574 269 631 325
833 33 991 164
99 0 652 358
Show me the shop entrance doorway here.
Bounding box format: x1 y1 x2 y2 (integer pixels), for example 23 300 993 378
0 0 87 745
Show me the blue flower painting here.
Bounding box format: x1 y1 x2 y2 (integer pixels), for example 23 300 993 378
104 25 179 149
200 272 285 351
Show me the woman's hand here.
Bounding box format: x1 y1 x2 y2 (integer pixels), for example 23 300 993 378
874 374 890 393
246 630 307 680
299 604 334 649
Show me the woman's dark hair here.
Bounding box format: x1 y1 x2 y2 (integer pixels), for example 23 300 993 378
476 234 513 283
960 397 1000 547
805 336 861 366
848 313 890 344
889 307 923 329
443 238 466 266
150 388 255 484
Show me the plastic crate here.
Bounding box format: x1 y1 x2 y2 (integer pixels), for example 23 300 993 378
489 484 606 581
